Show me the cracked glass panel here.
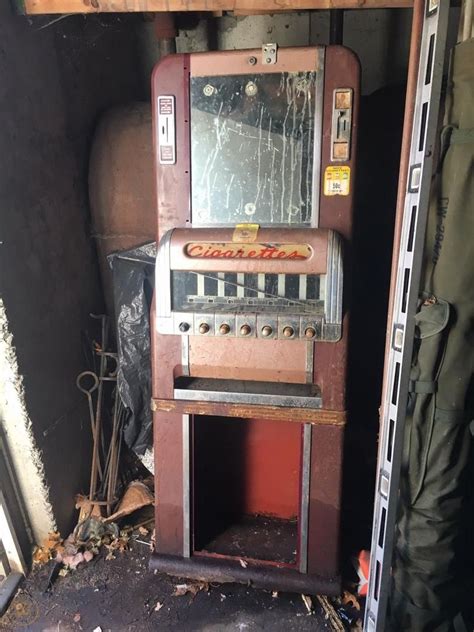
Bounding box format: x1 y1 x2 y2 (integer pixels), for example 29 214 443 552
190 72 317 227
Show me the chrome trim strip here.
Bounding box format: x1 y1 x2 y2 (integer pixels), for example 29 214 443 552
311 46 325 229
299 274 307 300
156 229 174 319
237 273 245 298
277 274 285 298
182 414 191 558
257 273 265 298
197 272 205 296
319 273 327 302
181 337 190 376
217 272 225 297
299 423 312 573
174 388 322 409
325 230 343 325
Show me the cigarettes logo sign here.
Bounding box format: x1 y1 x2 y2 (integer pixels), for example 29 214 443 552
185 243 311 260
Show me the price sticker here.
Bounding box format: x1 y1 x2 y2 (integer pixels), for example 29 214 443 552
324 165 351 196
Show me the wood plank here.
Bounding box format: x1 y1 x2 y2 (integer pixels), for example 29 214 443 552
23 0 413 15
151 397 347 425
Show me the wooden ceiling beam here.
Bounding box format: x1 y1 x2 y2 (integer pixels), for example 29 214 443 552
22 0 413 15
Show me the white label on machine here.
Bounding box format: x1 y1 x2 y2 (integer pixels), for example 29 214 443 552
158 96 176 165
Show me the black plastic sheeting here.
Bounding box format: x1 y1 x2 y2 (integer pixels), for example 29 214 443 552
108 242 156 455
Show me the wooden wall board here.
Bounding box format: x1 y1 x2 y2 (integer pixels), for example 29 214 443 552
22 0 413 15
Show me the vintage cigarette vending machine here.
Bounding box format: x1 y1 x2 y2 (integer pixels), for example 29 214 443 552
150 45 359 594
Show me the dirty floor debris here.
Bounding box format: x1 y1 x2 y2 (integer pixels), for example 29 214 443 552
2 544 339 631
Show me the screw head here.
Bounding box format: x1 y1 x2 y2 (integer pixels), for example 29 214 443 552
179 322 190 333
245 81 258 97
219 323 231 335
199 322 210 334
304 326 316 339
240 324 251 336
283 326 294 338
203 84 215 97
261 325 273 338
248 56 257 65
244 202 256 216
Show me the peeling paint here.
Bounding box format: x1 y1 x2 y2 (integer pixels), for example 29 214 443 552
0 299 56 544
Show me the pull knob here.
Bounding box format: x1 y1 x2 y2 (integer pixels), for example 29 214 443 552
240 324 251 336
304 326 316 339
219 323 230 335
283 326 294 338
261 325 273 338
179 322 190 333
199 323 210 334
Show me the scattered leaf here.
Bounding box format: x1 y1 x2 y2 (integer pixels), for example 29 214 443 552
83 550 94 563
154 601 164 612
173 584 189 597
103 534 129 562
138 526 149 536
301 594 313 614
58 568 69 577
220 594 226 602
93 627 102 632
73 613 81 623
342 590 361 611
62 552 85 569
315 595 346 632
75 495 104 521
32 547 50 565
239 559 248 568
44 532 62 547
173 581 209 598
32 532 64 566
272 591 279 599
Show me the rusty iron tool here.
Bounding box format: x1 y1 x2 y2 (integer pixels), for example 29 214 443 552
105 392 122 516
103 399 126 516
96 351 119 381
90 314 109 500
76 370 103 485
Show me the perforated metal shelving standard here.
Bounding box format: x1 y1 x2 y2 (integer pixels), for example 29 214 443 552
364 2 450 630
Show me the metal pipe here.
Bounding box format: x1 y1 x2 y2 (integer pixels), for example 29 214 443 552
329 10 344 45
155 12 177 58
150 553 341 596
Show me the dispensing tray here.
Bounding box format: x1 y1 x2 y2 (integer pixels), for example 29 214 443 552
174 377 322 409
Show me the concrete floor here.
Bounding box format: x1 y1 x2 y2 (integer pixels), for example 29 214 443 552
2 545 339 631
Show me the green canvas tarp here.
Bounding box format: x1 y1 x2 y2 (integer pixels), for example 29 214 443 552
389 37 474 632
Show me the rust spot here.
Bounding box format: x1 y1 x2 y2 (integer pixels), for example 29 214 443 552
152 398 346 426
